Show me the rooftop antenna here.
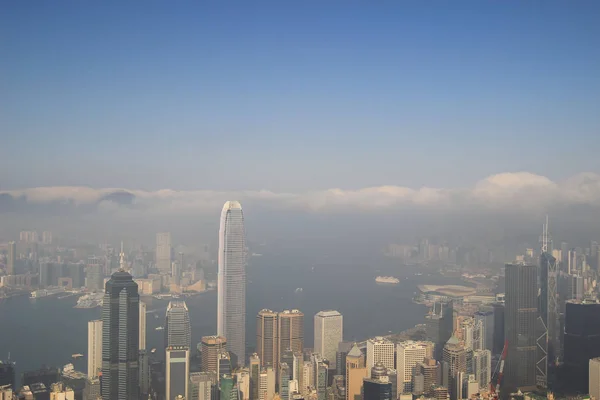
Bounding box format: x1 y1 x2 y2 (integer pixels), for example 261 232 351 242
541 215 549 254
119 241 126 271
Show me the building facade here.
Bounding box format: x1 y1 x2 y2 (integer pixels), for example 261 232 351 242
279 310 304 356
156 232 172 273
257 309 279 370
201 336 227 373
218 201 247 366
503 263 537 393
166 346 190 400
100 270 140 400
165 300 192 349
87 320 102 378
314 311 343 365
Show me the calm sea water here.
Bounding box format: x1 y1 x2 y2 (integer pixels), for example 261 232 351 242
0 252 457 385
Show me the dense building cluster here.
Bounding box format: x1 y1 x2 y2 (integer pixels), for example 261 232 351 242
3 212 600 400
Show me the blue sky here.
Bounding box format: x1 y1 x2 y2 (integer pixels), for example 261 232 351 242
2 1 599 192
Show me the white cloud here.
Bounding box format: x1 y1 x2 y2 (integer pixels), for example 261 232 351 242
3 172 600 214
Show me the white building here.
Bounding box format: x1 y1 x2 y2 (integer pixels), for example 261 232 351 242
139 301 147 350
302 361 314 394
314 310 343 364
217 201 247 366
236 369 250 400
156 232 172 273
472 349 491 390
396 340 434 394
49 382 74 400
367 337 395 370
259 367 275 400
590 357 600 400
87 320 102 378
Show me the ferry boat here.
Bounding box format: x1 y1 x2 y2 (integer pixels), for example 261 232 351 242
155 326 164 331
151 348 157 354
375 276 400 285
71 353 84 359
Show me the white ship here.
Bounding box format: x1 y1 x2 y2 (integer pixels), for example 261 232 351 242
375 276 400 285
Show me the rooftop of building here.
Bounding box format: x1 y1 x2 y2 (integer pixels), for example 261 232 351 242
315 310 342 317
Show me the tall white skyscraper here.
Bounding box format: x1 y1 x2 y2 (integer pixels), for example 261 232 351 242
367 337 395 371
156 232 172 273
314 310 343 365
139 301 147 350
218 201 246 366
87 320 102 378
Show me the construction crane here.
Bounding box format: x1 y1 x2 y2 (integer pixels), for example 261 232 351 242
490 340 508 399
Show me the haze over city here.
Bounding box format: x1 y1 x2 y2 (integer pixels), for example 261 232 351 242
2 2 600 400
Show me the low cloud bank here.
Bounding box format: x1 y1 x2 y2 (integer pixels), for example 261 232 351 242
2 172 600 215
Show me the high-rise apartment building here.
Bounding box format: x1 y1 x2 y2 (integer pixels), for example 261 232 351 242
257 309 279 370
345 344 368 400
87 320 102 378
6 241 16 276
366 337 395 371
139 301 147 350
156 232 172 273
166 346 190 400
504 263 537 394
100 270 140 400
314 310 343 365
279 310 304 356
218 201 246 366
201 336 227 373
396 340 434 394
472 350 491 391
165 301 191 349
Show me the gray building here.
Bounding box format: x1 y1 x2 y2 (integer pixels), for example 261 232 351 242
100 270 140 400
538 252 559 389
165 300 192 349
474 311 494 352
504 263 537 394
189 372 217 400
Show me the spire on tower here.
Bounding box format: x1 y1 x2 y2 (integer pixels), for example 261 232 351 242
541 215 550 254
119 241 126 271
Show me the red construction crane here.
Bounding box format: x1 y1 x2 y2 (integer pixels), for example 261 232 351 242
490 339 508 399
